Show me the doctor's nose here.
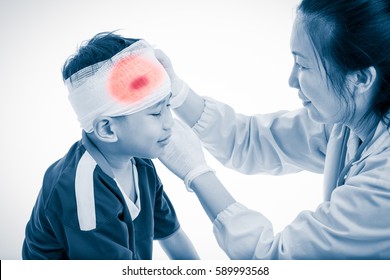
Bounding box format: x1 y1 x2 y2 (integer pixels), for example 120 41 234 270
288 66 299 89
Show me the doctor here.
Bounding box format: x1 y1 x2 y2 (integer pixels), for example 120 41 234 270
157 0 390 259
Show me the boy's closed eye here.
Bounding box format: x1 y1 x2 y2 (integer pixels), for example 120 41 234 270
148 94 172 116
150 103 171 117
150 111 162 117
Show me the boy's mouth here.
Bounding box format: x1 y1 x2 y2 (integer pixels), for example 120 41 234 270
158 134 171 144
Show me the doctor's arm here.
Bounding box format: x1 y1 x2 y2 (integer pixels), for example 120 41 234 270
191 172 275 260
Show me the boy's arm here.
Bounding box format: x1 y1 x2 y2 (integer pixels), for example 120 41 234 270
158 227 200 260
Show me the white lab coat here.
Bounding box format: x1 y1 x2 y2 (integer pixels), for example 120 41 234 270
192 97 390 259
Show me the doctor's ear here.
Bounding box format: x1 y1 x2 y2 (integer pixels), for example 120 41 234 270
348 66 378 95
92 116 118 143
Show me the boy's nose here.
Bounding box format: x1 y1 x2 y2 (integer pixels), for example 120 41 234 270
163 108 174 129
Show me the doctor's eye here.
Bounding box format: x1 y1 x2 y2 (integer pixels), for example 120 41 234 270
295 62 309 71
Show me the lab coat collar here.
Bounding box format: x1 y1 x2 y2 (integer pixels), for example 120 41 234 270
323 124 348 201
323 118 390 201
353 119 390 165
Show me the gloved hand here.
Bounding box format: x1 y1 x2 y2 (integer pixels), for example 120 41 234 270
154 49 190 108
159 119 214 191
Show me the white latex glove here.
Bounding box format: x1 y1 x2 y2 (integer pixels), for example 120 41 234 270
154 49 189 108
159 120 214 191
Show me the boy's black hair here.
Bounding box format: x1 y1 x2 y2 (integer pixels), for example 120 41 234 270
62 31 140 80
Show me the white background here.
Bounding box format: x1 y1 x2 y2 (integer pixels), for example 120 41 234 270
0 0 324 260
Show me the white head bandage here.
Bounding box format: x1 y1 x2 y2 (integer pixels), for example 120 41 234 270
65 39 171 132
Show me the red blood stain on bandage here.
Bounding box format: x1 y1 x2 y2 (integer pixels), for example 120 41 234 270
108 55 165 104
131 76 149 90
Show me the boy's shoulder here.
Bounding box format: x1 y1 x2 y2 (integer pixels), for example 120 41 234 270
40 140 86 206
44 140 85 182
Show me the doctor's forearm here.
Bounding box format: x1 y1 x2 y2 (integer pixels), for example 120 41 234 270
190 172 236 221
174 89 205 127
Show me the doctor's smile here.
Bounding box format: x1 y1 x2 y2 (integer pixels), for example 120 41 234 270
298 92 311 107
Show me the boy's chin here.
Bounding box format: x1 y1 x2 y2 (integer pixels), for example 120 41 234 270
151 151 164 159
134 145 165 159
145 149 164 159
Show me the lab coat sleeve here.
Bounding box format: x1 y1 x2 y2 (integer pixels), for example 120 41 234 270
213 149 390 259
213 202 275 260
192 97 329 174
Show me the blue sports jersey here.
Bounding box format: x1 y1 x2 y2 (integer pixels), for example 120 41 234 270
22 135 180 259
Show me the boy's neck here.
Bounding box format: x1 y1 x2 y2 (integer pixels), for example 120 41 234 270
104 152 134 171
111 160 137 201
82 131 134 176
97 146 137 200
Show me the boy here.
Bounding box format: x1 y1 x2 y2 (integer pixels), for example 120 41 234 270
22 32 199 260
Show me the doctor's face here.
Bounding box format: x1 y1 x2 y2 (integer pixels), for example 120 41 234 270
288 14 345 124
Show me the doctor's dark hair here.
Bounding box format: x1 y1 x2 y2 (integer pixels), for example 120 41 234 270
62 31 140 81
298 0 390 127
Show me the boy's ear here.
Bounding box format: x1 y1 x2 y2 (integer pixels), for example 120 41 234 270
92 116 118 143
